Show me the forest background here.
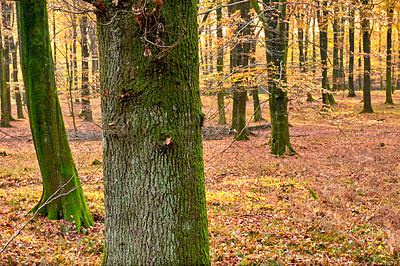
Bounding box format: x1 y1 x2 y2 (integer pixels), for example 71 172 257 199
1 0 400 264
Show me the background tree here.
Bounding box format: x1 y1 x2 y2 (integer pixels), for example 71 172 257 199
318 0 331 106
348 5 357 97
0 24 9 128
231 0 251 141
79 14 92 121
360 0 374 113
216 5 227 125
385 0 395 104
2 2 15 122
16 0 93 231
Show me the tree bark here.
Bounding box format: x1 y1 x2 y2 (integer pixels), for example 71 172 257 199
2 2 15 122
96 0 210 264
361 0 374 113
254 0 294 155
348 8 356 97
318 1 330 106
230 0 250 141
0 24 10 128
11 39 24 119
17 0 93 231
385 4 394 104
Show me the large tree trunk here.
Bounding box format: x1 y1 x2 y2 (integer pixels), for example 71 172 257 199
385 4 394 104
361 1 374 113
96 0 210 264
16 0 93 231
80 15 93 121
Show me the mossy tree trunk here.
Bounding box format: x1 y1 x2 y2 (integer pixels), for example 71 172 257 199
80 15 93 121
253 0 294 155
16 0 93 231
0 25 9 128
348 8 356 97
385 4 394 104
361 0 374 113
93 0 210 264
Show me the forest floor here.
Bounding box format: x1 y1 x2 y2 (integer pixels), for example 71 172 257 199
1 91 400 265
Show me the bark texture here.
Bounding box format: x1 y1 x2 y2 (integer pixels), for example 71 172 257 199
17 0 93 231
96 1 210 264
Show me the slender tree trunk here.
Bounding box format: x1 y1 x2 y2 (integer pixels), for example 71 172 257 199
249 17 262 122
231 90 238 130
16 0 93 231
96 1 210 264
308 16 316 102
332 11 340 99
348 8 356 97
339 16 345 91
397 27 400 92
89 25 99 91
65 45 77 133
318 1 330 106
80 15 93 121
0 24 9 128
230 0 250 140
72 14 79 102
216 6 226 125
11 39 24 119
359 23 363 91
52 10 56 67
2 2 15 122
361 1 374 113
385 5 394 104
